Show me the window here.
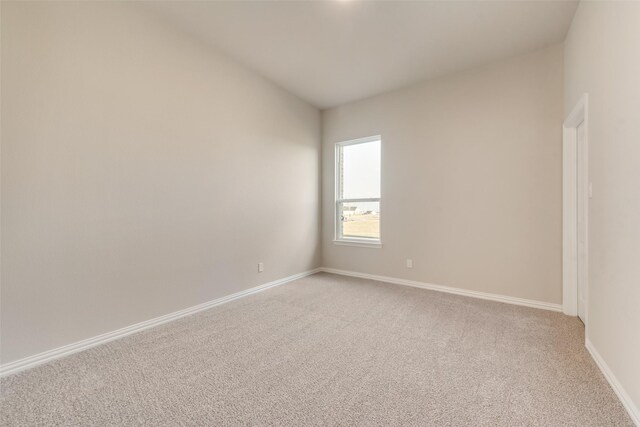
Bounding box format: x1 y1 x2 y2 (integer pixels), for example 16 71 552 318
335 136 381 246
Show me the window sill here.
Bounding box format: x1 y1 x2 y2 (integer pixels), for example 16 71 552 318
333 239 382 248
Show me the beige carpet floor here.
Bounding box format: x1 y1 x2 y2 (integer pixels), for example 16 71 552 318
0 273 633 426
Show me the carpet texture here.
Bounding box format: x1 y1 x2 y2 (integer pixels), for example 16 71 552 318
0 273 633 426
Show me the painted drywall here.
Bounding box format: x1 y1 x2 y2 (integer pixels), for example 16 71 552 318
322 45 564 305
0 1 320 364
564 1 640 417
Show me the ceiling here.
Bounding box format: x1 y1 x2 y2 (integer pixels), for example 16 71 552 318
147 1 578 109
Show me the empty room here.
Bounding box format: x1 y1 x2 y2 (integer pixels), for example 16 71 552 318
1 0 639 425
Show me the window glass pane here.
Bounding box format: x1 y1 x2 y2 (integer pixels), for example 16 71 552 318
341 140 380 199
339 201 380 239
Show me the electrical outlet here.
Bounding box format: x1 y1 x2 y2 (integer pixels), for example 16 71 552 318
406 259 413 268
258 262 264 272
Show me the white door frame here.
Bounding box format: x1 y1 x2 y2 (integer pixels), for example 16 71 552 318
562 94 589 324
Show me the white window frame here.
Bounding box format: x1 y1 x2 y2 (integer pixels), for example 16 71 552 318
334 135 382 248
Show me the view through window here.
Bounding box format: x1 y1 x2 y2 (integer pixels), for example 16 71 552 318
336 136 381 242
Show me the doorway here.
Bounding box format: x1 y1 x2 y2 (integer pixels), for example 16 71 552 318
563 94 589 326
576 120 587 323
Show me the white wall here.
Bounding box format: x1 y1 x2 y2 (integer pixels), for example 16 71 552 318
564 1 640 419
322 45 564 305
0 1 320 364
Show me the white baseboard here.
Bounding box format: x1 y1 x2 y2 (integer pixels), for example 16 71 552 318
586 339 640 426
319 267 562 312
0 268 320 378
